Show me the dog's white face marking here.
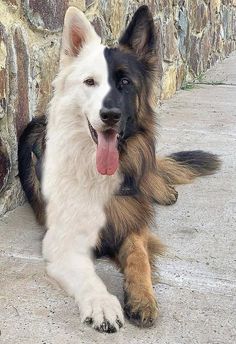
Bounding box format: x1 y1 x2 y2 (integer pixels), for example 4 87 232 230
63 42 110 133
55 6 112 141
51 8 122 176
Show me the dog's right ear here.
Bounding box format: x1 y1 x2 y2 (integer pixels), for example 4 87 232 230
60 7 100 67
119 6 156 58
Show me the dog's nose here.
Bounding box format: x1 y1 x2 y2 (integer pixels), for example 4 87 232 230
100 107 121 126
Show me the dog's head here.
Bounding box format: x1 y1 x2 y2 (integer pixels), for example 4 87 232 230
57 6 157 175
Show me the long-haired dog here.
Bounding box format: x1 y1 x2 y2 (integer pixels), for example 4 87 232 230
18 6 220 333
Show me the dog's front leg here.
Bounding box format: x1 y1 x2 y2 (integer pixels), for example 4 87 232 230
43 230 124 333
140 171 178 206
117 230 158 327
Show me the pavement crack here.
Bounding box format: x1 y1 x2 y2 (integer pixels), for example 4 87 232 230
196 82 236 87
0 251 43 262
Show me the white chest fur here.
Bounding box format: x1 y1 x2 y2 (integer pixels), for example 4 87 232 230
42 112 121 261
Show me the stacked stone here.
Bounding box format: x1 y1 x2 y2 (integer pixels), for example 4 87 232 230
0 0 236 216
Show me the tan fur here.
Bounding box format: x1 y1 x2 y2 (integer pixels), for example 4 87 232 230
156 157 198 184
120 131 156 176
140 169 178 205
117 229 163 327
106 196 153 233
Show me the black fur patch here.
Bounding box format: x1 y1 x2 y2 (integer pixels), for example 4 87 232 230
18 116 46 225
119 5 157 57
18 116 46 200
103 6 157 144
103 47 143 141
169 150 221 175
118 174 139 196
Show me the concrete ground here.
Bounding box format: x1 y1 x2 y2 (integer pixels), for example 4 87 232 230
1 52 236 344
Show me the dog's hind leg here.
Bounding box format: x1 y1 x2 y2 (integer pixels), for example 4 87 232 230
117 229 163 327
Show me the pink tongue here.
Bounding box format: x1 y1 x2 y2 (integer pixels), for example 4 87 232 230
96 130 119 175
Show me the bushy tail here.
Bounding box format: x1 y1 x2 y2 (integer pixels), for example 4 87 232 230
18 116 46 225
157 150 221 185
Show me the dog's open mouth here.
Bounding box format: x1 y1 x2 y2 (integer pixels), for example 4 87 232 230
88 120 98 144
88 120 119 176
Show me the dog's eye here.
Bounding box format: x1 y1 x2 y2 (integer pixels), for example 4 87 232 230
118 77 131 91
84 78 95 86
120 78 130 86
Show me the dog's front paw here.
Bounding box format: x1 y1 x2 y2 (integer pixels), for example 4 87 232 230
79 292 124 333
154 185 178 206
165 186 178 205
124 290 158 328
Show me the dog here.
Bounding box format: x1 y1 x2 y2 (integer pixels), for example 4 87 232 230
18 5 220 333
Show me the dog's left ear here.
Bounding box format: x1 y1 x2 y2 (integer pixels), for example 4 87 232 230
119 6 156 57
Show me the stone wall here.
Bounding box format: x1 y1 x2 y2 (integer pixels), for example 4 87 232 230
0 0 236 216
